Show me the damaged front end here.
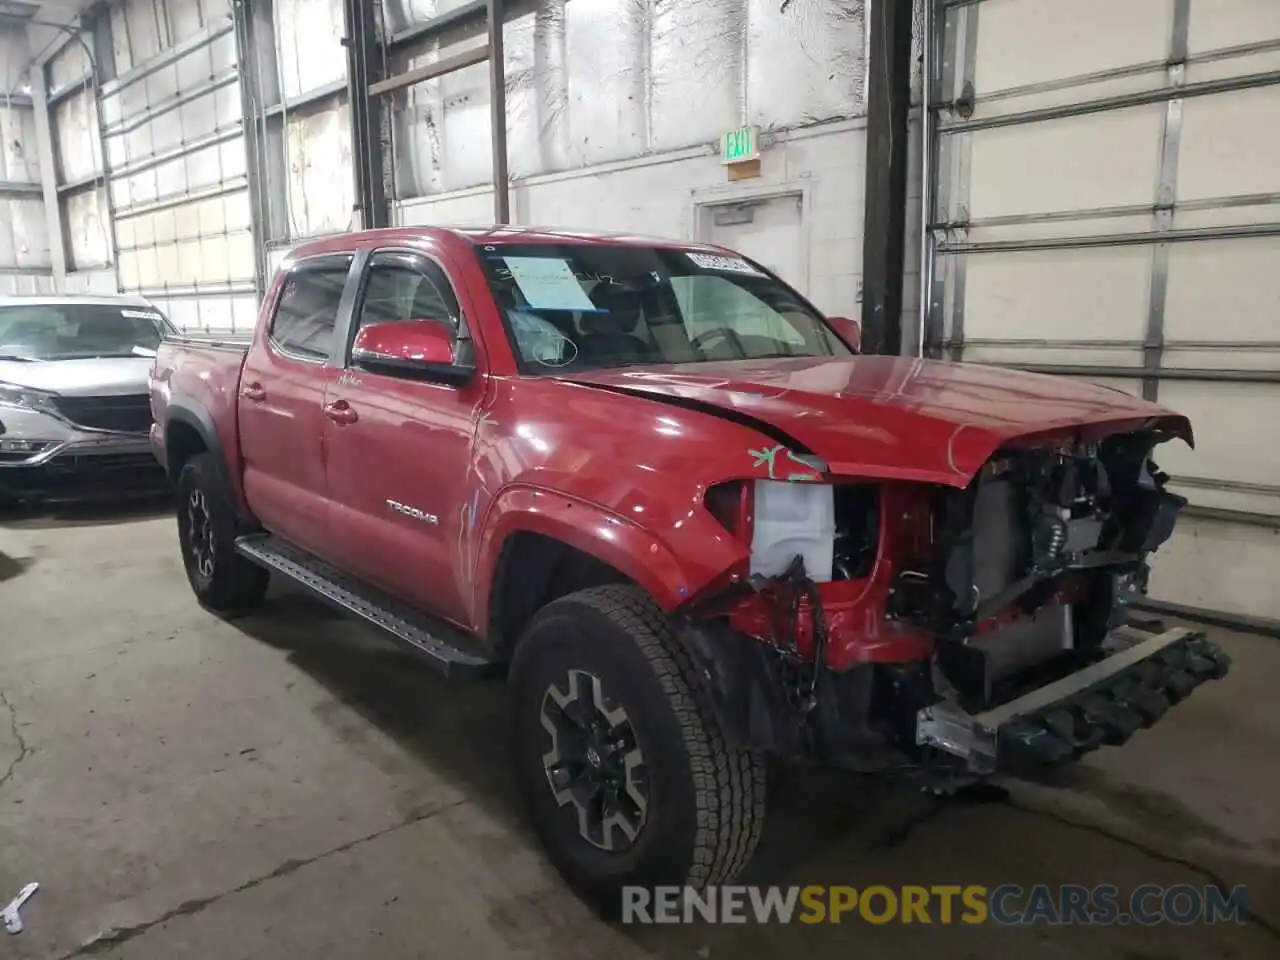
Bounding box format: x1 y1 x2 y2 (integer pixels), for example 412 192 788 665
677 428 1231 785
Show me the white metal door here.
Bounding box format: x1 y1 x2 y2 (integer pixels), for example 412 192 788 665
922 0 1280 626
703 193 806 293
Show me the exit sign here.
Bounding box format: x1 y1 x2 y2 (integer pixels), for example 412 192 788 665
721 124 760 165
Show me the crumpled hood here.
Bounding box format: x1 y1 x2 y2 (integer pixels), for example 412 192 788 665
563 355 1193 487
0 356 154 397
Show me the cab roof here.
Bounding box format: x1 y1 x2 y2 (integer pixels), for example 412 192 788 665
452 226 724 249
284 225 727 262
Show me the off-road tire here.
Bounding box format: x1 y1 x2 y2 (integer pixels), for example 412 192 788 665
509 584 767 918
176 453 268 616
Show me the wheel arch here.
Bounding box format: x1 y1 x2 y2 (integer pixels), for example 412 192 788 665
476 487 695 657
164 398 220 476
164 396 251 522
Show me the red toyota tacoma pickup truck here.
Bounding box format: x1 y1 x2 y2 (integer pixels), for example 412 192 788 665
150 226 1228 912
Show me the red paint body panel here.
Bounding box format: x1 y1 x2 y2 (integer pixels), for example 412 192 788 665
147 338 252 515
239 344 337 557
565 358 1193 487
322 364 489 627
351 319 456 364
150 226 1196 670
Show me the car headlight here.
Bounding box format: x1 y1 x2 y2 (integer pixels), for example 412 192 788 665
0 381 57 412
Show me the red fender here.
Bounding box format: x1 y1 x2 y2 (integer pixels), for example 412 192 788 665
472 485 696 630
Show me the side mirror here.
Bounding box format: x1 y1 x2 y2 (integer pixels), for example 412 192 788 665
826 315 862 352
351 319 474 386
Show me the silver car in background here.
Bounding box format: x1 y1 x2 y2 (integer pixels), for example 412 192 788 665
0 295 177 505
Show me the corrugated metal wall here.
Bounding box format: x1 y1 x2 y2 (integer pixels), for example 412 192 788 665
45 32 113 293
0 27 53 296
104 0 257 331
923 0 1280 625
387 0 872 316
29 0 874 322
387 0 868 200
44 0 257 331
277 0 353 238
240 0 356 280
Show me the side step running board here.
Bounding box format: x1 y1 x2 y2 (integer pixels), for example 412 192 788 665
235 534 493 679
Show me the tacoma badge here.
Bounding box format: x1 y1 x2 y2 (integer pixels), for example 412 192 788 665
386 499 439 525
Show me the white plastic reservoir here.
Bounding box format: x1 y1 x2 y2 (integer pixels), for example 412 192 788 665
749 480 836 582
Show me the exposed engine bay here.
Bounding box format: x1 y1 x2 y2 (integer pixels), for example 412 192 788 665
885 431 1189 708
682 427 1229 786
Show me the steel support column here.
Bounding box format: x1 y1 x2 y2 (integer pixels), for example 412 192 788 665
232 0 269 294
343 0 388 229
28 68 67 290
369 0 511 225
860 0 914 355
487 0 510 224
1141 0 1190 401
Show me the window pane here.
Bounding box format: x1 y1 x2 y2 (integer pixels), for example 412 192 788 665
472 243 847 374
357 264 454 331
669 276 807 346
271 266 348 359
0 304 168 361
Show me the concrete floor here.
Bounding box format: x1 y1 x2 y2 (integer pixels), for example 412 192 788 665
0 506 1276 960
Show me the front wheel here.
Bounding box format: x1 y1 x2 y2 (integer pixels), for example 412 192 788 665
176 453 268 616
509 585 767 917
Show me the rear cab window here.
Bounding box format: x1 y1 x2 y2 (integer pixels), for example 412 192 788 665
268 257 353 362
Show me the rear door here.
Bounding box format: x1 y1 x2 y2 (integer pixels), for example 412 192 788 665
238 253 355 555
321 248 488 626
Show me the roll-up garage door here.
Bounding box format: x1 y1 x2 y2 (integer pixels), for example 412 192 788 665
923 0 1280 626
99 0 257 333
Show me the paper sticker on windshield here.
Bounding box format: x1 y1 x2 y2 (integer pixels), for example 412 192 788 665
121 309 164 321
504 257 597 312
686 252 765 276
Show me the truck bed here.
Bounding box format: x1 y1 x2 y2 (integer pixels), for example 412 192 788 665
149 334 251 493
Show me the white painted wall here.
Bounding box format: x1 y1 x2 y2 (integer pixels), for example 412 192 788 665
397 119 868 318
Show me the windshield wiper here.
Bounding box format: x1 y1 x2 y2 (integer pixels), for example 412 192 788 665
0 354 34 362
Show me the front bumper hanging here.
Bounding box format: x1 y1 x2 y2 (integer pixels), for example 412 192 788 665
916 625 1231 775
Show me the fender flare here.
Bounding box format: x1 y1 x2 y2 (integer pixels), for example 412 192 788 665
163 396 224 475
473 485 697 624
164 395 250 519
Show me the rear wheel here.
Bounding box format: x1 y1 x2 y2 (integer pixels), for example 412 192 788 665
176 453 268 616
509 585 766 917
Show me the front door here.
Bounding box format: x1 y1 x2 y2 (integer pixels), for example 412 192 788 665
238 253 353 555
321 248 487 627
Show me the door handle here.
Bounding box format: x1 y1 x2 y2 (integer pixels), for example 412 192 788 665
324 400 359 425
241 382 266 403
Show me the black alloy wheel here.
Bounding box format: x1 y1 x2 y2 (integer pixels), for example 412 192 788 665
539 668 649 852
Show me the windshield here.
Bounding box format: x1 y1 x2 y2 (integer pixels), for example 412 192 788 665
0 303 172 361
474 242 852 373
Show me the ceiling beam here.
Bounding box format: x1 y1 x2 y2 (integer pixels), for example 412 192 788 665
24 0 94 68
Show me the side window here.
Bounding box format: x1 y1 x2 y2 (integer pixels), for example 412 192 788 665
269 262 350 360
354 257 458 336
